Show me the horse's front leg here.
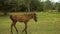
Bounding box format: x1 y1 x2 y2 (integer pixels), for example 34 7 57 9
13 22 18 33
22 22 27 34
11 21 18 34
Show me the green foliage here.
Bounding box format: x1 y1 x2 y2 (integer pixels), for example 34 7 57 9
57 3 60 12
30 0 40 11
0 0 60 12
44 0 53 10
54 2 59 9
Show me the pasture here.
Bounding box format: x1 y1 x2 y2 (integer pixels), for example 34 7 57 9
0 12 60 34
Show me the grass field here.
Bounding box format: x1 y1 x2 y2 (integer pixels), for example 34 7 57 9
0 12 60 34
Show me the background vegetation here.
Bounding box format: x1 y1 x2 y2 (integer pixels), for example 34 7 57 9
0 0 60 15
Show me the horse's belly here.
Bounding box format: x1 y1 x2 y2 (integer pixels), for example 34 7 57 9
18 20 24 22
17 17 29 22
18 19 28 22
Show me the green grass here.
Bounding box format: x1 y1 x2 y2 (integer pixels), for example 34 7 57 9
0 12 60 34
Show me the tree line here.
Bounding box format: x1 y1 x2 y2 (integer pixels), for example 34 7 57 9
0 0 60 15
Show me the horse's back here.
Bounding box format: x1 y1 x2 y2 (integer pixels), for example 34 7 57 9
10 14 30 22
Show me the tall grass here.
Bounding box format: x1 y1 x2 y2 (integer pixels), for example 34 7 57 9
0 12 60 34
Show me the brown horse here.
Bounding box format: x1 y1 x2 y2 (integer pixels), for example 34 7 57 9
10 13 37 34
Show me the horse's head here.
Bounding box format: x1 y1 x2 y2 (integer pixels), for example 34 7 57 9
32 13 37 22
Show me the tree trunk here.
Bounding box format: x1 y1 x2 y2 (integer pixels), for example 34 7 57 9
27 4 30 12
25 0 31 12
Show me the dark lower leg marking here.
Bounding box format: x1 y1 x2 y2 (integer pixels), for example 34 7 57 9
11 23 14 34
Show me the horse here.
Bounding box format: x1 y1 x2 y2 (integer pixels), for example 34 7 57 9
10 13 37 34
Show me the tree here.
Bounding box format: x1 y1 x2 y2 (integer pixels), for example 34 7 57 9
30 0 44 11
58 3 60 12
24 0 32 12
0 0 9 15
45 0 53 10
